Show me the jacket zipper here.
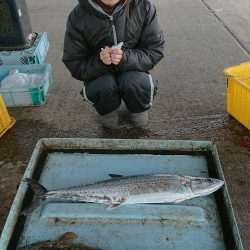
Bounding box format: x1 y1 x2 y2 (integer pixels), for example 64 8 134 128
87 0 126 45
110 15 118 45
108 1 126 45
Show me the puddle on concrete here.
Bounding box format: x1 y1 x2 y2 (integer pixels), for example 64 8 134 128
152 114 228 136
151 114 228 124
0 160 27 235
151 113 249 150
225 116 250 151
100 126 151 139
153 120 226 136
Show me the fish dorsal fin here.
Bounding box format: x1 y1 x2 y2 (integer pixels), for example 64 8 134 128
109 174 124 178
58 232 78 242
107 203 123 210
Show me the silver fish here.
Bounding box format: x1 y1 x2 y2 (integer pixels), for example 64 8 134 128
23 174 224 214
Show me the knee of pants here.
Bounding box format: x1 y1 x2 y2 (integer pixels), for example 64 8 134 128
84 73 119 104
118 71 156 112
82 73 121 115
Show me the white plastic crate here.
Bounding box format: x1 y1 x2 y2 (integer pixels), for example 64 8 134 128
0 32 49 65
0 64 52 107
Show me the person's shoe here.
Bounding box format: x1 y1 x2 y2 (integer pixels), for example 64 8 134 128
131 111 148 127
100 110 119 129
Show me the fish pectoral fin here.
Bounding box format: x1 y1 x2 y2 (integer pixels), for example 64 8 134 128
106 198 126 210
106 203 125 210
174 198 187 203
109 174 124 178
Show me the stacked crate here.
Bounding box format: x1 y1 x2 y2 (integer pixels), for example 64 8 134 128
0 32 52 107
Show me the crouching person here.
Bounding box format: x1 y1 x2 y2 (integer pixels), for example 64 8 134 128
62 0 165 129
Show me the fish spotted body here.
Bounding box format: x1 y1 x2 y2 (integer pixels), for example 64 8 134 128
23 174 224 213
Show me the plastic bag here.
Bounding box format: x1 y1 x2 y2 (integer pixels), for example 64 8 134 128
1 69 43 89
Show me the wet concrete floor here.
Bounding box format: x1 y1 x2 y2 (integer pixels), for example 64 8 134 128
0 0 250 248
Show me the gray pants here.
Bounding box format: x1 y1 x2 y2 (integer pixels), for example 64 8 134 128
81 71 157 115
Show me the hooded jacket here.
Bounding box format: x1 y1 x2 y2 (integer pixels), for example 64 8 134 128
62 0 165 82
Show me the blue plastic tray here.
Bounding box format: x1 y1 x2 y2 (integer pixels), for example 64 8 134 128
0 32 49 66
0 139 243 250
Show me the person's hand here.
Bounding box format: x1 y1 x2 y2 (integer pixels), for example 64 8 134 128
111 49 123 65
100 46 113 65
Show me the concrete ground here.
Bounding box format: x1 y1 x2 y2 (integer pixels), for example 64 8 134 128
0 0 249 248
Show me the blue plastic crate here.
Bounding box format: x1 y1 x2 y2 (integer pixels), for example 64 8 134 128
0 32 49 65
0 64 53 107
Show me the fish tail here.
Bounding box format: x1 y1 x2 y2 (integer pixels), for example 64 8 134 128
21 178 47 216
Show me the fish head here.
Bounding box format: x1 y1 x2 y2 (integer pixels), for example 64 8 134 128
191 177 224 197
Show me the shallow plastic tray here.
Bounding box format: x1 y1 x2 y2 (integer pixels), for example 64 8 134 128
0 139 243 250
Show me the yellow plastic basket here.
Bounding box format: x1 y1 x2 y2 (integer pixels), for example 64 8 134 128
0 95 16 137
224 62 250 129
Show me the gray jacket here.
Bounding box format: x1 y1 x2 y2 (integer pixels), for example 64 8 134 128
62 0 165 81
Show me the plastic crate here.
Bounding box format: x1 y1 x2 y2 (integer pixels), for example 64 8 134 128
0 32 49 65
0 64 53 107
0 95 15 137
224 62 250 129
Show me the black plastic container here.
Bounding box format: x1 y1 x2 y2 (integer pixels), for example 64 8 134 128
0 0 33 50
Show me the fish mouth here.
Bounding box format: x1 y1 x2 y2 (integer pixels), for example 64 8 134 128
191 178 224 197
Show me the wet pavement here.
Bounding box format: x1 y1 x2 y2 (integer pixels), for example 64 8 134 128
0 0 250 248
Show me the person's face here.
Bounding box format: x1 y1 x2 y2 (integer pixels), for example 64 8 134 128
100 0 121 6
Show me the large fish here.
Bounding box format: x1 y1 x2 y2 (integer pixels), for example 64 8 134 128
23 174 224 214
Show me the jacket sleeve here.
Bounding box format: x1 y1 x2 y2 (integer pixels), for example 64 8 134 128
118 2 165 72
62 9 111 82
